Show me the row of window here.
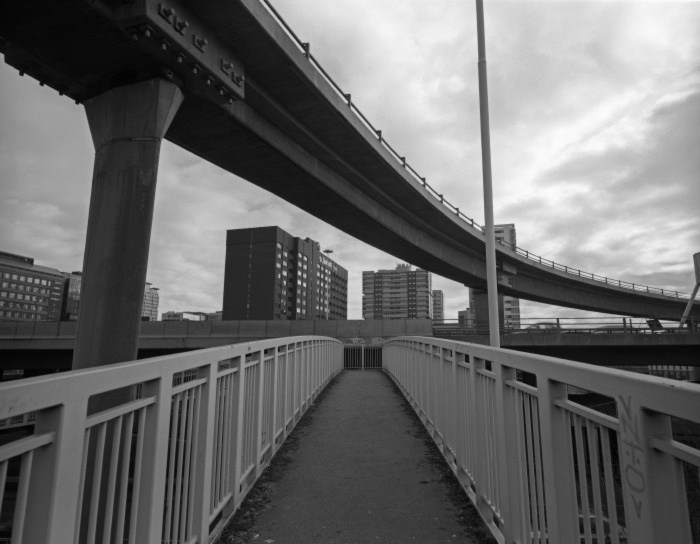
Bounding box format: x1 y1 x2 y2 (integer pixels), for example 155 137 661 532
0 310 46 320
0 291 48 303
0 301 42 311
1 271 57 286
1 282 52 295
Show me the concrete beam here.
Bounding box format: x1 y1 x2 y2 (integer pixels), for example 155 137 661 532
73 79 183 370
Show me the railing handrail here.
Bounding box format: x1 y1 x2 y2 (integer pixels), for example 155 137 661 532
0 335 343 543
0 336 325 410
433 315 699 335
257 0 690 301
383 336 700 544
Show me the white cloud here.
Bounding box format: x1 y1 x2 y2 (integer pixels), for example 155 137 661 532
1 1 698 323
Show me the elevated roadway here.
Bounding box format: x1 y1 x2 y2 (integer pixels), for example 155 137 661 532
1 320 698 371
1 0 696 320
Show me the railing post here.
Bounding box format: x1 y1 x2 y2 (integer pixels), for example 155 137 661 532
494 362 521 543
255 351 265 476
27 398 88 544
193 362 217 543
282 345 289 432
270 346 280 451
137 375 174 542
470 355 492 524
232 357 247 508
537 379 578 543
616 395 692 543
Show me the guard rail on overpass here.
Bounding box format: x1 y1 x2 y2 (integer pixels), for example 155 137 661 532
2 318 699 372
434 316 700 337
1 336 699 543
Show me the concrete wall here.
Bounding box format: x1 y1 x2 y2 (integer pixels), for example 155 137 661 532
1 320 698 369
0 319 435 351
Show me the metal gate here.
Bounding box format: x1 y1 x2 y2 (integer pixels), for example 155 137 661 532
343 345 382 370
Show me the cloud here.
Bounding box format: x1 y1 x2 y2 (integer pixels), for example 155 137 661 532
1 1 698 323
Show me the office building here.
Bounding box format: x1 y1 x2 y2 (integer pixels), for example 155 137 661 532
61 271 159 322
162 311 205 321
161 311 221 321
458 308 472 327
62 271 82 322
0 251 65 322
432 290 444 323
141 283 160 321
222 226 348 320
362 264 432 320
469 223 521 330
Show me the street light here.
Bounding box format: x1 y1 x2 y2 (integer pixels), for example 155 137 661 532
475 0 501 347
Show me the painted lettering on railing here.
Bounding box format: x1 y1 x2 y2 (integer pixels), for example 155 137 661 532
618 394 646 518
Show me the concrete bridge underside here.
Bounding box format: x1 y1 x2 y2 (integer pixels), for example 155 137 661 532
1 0 695 323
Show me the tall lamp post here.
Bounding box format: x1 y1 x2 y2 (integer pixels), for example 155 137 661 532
476 0 501 347
679 252 700 330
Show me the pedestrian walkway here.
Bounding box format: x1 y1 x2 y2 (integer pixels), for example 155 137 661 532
221 371 492 544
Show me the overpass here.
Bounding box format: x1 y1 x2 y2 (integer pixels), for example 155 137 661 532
2 319 699 373
0 0 696 328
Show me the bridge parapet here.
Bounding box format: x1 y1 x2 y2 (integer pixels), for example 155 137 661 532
0 336 342 543
0 319 434 349
384 337 700 544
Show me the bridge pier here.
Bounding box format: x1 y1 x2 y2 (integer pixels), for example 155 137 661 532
73 79 183 371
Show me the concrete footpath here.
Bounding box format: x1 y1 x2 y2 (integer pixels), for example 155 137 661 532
220 371 493 544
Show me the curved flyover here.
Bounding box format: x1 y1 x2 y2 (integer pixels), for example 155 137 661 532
0 0 695 318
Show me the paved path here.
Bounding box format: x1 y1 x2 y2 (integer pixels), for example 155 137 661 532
221 371 492 544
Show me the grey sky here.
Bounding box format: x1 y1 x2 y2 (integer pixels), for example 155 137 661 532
1 1 698 320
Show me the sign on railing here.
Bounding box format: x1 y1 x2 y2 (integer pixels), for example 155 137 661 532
383 337 700 544
0 336 342 543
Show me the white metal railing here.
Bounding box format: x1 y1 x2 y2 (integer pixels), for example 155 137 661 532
0 336 342 544
383 337 700 544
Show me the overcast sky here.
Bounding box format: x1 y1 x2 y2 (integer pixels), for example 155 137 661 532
1 1 698 321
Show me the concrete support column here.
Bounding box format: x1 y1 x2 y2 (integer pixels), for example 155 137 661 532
73 79 183 370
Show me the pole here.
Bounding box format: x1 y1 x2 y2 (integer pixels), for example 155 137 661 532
476 0 500 347
679 283 699 329
679 253 700 330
